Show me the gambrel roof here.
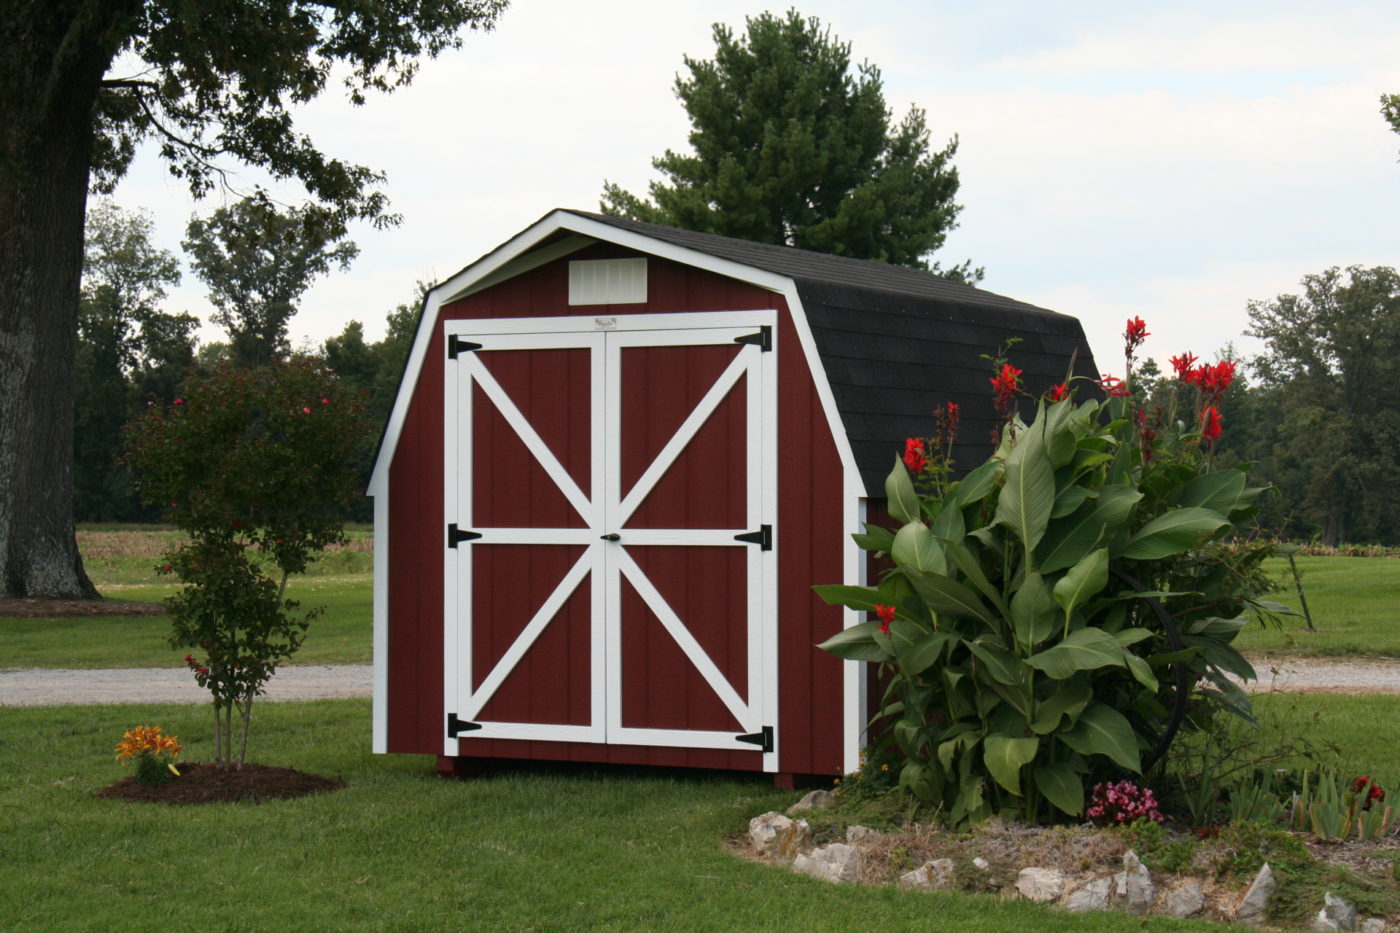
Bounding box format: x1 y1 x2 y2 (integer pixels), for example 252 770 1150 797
372 209 1097 498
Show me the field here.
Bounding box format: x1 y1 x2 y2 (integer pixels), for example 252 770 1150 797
1235 556 1400 658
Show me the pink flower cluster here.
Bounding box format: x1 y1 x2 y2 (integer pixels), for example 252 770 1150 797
1085 780 1164 825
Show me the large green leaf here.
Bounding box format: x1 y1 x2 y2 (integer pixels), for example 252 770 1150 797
1037 485 1143 573
1060 702 1141 772
984 734 1039 796
1031 678 1092 734
1123 652 1159 691
812 584 883 611
929 500 965 544
1042 398 1079 467
1011 571 1057 651
892 521 945 574
1064 700 1142 767
1179 469 1247 514
1052 547 1110 621
994 408 1057 555
942 538 1005 614
1051 484 1095 518
898 631 958 677
1026 627 1125 679
851 524 895 553
909 572 999 629
1118 507 1230 560
1034 761 1085 816
815 620 888 661
950 459 1001 507
885 456 920 525
967 639 1026 686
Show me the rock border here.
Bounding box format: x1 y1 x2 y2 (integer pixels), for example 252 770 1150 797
745 801 1395 931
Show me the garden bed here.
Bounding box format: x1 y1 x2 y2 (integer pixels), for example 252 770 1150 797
95 762 345 805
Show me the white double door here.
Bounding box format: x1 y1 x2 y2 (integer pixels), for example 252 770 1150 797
443 311 778 766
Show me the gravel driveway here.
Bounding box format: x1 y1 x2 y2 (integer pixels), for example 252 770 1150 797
4 655 1400 706
0 665 371 706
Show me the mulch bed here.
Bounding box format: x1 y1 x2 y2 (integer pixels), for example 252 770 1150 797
94 762 345 805
1 597 165 618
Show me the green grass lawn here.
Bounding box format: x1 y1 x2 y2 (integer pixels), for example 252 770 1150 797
2 527 373 670
1235 557 1400 658
2 577 371 669
3 699 1237 932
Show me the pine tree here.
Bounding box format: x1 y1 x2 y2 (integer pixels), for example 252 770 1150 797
602 10 977 280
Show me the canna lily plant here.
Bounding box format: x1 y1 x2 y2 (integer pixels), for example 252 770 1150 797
816 321 1280 826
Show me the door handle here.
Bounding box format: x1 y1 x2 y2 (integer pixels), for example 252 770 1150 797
600 533 621 541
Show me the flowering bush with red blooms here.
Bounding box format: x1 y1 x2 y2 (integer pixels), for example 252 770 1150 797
1086 780 1163 825
902 437 927 473
902 402 961 498
1351 776 1387 810
818 316 1279 826
124 358 367 768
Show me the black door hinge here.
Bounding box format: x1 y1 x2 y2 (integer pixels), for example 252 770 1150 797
448 523 482 548
733 525 772 551
448 335 482 359
447 713 482 738
736 726 774 753
733 326 771 351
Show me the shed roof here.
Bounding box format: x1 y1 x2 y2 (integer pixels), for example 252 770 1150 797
560 211 1097 493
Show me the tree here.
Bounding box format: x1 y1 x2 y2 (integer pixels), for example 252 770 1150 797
322 283 428 520
124 358 367 767
185 195 358 367
0 0 506 599
601 10 977 279
1383 93 1400 146
1246 266 1400 544
75 201 195 521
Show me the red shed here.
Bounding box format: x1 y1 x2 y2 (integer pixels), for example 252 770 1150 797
370 209 1095 786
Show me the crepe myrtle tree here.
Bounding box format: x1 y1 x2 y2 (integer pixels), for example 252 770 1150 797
124 358 366 767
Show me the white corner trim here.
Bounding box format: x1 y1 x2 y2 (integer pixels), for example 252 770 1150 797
371 487 389 754
842 496 869 774
368 287 441 495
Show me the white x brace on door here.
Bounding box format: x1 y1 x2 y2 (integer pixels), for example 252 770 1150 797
443 311 778 769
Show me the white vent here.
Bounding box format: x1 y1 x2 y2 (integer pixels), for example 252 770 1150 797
568 258 647 305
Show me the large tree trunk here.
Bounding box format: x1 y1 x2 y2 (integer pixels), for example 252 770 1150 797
0 6 128 598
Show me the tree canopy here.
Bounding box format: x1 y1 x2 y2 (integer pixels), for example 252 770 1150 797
184 196 359 367
1244 266 1400 544
0 0 506 598
601 10 976 279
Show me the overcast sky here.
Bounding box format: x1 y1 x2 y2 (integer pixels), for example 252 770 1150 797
110 0 1400 375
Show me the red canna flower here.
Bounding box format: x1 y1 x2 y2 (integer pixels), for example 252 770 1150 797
1099 375 1130 398
903 437 927 473
990 364 1022 413
1047 382 1070 402
1124 317 1150 353
1170 353 1199 380
1200 406 1223 443
874 604 896 636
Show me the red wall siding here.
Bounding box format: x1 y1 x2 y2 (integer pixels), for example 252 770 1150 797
384 242 849 777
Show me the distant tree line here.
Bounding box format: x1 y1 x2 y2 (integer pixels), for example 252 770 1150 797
74 199 418 524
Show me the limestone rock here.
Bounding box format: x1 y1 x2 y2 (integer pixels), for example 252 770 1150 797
1359 919 1387 933
971 856 991 872
1016 867 1066 903
1114 850 1155 915
1312 892 1358 932
748 812 811 861
792 842 860 884
845 824 880 844
899 858 956 890
1235 862 1276 926
1064 877 1113 913
785 789 834 814
1163 882 1206 918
